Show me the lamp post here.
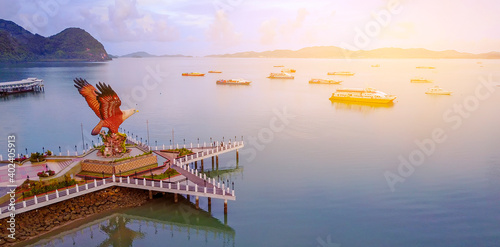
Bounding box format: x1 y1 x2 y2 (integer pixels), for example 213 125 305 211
25 148 28 155
197 138 199 144
42 147 44 154
75 145 77 152
210 137 212 146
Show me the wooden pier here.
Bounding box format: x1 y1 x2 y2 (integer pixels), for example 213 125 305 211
0 78 44 95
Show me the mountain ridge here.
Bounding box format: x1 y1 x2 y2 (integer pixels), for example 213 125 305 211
0 19 110 62
206 46 500 59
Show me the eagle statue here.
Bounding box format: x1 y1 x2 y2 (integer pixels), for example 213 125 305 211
74 78 138 135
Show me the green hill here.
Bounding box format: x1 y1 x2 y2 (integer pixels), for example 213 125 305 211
0 19 110 62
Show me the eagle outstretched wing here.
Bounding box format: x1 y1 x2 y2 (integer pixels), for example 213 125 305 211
74 78 101 118
95 82 122 120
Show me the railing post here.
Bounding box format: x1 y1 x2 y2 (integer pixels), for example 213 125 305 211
223 189 225 195
45 194 48 201
213 186 216 194
56 189 59 198
168 182 171 189
160 180 163 188
112 174 116 182
143 178 146 185
23 201 26 208
120 176 123 183
151 180 154 187
127 176 130 184
34 195 38 204
195 184 198 192
94 179 97 187
103 177 106 185
66 188 69 195
177 182 179 189
136 178 138 185
204 187 207 193
85 183 88 190
76 185 79 192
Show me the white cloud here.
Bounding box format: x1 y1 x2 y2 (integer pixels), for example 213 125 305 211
81 0 179 42
206 10 241 47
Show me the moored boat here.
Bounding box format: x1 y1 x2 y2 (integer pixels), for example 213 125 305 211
208 70 222 73
329 87 396 104
371 64 380 67
182 72 205 76
216 79 251 85
327 71 355 76
425 86 452 95
416 66 436 69
309 79 342 84
273 65 285 67
281 68 296 73
267 72 294 79
410 77 432 83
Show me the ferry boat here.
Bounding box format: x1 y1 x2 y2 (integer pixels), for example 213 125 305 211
327 72 355 76
416 66 436 69
329 88 397 104
371 64 380 67
281 68 296 73
216 79 251 85
425 86 452 95
309 79 342 84
208 70 222 73
182 72 205 76
0 78 44 95
267 72 294 79
410 77 433 83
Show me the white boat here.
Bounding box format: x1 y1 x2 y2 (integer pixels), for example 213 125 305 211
327 71 355 76
329 87 396 104
425 86 452 95
267 72 294 79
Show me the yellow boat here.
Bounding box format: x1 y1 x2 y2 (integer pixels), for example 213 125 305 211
327 72 355 76
208 70 222 73
329 88 397 104
425 86 452 95
411 77 432 83
416 66 435 69
371 64 380 67
182 72 205 76
281 68 296 73
309 79 342 84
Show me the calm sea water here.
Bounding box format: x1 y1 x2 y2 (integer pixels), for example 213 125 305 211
1 58 500 246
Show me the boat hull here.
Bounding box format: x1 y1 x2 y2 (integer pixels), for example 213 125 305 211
329 95 397 104
425 92 452 95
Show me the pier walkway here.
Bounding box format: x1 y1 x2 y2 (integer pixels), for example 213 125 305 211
0 141 244 220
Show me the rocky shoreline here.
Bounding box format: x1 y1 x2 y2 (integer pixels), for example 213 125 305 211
0 187 150 246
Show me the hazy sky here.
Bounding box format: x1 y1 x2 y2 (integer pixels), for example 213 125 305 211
1 0 499 56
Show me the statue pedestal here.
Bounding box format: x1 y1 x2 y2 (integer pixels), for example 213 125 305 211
98 132 128 157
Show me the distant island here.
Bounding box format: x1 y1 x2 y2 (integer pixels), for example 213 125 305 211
120 51 192 58
207 46 500 59
0 19 110 63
